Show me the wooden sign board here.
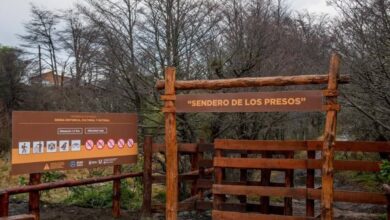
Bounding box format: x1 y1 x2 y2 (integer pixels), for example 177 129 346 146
176 90 324 112
11 111 138 175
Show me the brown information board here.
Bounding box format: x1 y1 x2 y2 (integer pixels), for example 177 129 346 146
12 111 137 174
176 90 324 112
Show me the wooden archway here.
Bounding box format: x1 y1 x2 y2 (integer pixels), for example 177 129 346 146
157 53 346 220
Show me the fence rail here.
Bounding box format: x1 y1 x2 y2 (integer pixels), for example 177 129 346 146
212 139 390 219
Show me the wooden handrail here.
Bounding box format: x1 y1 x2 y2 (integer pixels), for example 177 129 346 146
0 172 143 196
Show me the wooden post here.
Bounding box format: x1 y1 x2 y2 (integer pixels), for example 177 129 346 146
239 152 247 205
306 149 316 217
284 151 294 215
196 139 206 206
112 165 122 217
260 152 271 214
29 173 41 220
0 193 9 217
164 67 178 220
142 135 153 219
213 148 223 210
321 53 341 220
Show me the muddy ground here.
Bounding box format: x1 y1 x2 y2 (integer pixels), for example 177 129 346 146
7 200 385 220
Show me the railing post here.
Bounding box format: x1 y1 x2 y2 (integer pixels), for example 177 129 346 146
142 135 153 219
29 173 41 220
112 165 122 217
284 151 294 215
239 151 247 205
0 193 9 217
307 146 316 217
260 152 271 214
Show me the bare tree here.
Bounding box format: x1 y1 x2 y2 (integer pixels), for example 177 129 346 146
19 4 60 85
330 0 390 139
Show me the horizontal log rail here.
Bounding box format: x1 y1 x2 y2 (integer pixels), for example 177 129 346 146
0 172 143 196
156 74 350 90
213 157 380 172
152 168 214 183
212 210 316 220
213 184 388 205
215 139 390 152
152 143 214 153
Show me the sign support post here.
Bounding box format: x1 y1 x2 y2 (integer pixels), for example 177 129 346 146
321 53 340 220
163 67 178 220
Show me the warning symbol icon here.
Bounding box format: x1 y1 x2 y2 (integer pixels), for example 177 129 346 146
44 163 50 170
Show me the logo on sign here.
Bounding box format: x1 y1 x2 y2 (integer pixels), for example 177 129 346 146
97 139 105 149
107 139 115 149
85 140 94 150
117 139 125 149
69 161 77 168
127 138 134 148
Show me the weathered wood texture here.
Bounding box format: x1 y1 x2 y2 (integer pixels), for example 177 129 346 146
164 67 178 220
214 139 390 152
213 157 380 171
306 150 315 217
322 53 340 220
28 174 41 220
112 165 122 217
142 136 153 219
284 151 294 215
213 184 387 204
156 74 350 90
212 210 316 220
0 194 9 217
260 152 271 214
0 172 142 195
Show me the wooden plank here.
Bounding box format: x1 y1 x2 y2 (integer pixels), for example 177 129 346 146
322 53 340 220
1 172 143 196
213 157 381 172
112 165 121 217
197 143 214 152
213 148 224 210
334 191 387 205
0 193 9 217
155 74 350 90
213 184 317 199
152 143 197 153
285 151 294 215
214 139 390 153
198 159 213 168
0 214 36 220
152 173 198 183
212 210 316 220
141 136 153 219
164 67 178 220
212 184 387 205
260 152 271 214
215 139 308 151
306 150 315 217
28 173 41 220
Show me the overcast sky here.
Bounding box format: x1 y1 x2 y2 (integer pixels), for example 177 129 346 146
0 0 336 47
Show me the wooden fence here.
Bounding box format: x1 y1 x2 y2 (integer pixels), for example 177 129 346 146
141 136 214 217
212 139 390 220
0 136 214 220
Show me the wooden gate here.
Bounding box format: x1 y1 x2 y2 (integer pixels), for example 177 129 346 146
156 53 350 220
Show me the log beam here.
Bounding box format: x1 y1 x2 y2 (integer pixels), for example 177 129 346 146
156 74 349 90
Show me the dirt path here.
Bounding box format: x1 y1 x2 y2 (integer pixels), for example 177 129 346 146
7 201 385 220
